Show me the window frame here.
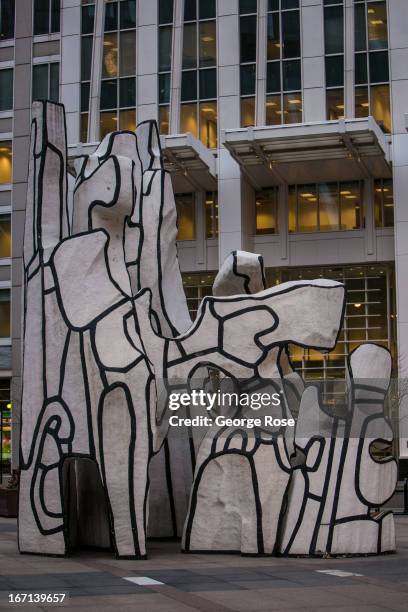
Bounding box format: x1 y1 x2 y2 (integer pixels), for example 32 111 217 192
33 0 61 37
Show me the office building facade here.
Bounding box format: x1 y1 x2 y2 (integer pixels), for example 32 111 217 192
0 0 407 472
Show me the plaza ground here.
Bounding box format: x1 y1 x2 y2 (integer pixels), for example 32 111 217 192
0 515 408 612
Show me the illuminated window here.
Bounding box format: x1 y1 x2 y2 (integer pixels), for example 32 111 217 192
266 1 302 125
100 0 136 139
32 63 59 103
181 0 217 148
80 1 95 142
0 215 11 259
266 264 395 383
0 70 13 112
0 142 12 185
289 181 363 233
175 193 195 240
354 1 390 132
34 0 60 35
255 188 278 234
374 178 393 228
0 0 14 40
158 0 174 134
324 0 344 120
240 1 257 126
0 289 10 338
182 271 216 319
205 191 218 238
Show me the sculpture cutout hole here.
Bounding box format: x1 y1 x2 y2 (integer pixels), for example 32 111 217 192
63 458 112 552
369 439 394 462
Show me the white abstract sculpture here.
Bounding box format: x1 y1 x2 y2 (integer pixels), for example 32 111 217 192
19 101 396 560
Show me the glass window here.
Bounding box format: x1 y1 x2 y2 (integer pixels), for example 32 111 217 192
324 6 344 55
354 4 366 52
241 64 256 96
82 4 95 34
101 79 117 109
0 0 14 40
119 109 136 131
199 69 216 99
240 15 257 63
241 97 255 127
375 178 394 228
298 186 318 232
120 30 136 75
32 64 48 101
180 103 198 137
370 84 390 133
205 192 218 238
355 53 368 84
327 88 344 120
340 182 362 230
34 0 60 35
283 60 301 91
0 215 11 258
288 186 296 232
159 106 170 134
105 2 118 31
49 63 59 102
281 11 300 59
319 183 339 231
355 86 369 117
184 0 197 21
120 0 136 30
199 101 217 149
267 13 280 61
183 23 197 69
283 93 302 123
199 0 215 20
159 26 172 72
0 290 10 338
0 142 12 185
266 94 281 125
326 56 344 88
119 77 135 108
0 70 13 112
282 0 299 8
181 70 197 101
100 111 117 138
103 32 118 78
255 189 278 235
240 0 257 14
266 62 280 93
159 0 174 25
367 1 387 50
369 50 389 83
81 36 93 81
199 21 216 67
175 193 195 240
81 82 90 113
159 73 171 104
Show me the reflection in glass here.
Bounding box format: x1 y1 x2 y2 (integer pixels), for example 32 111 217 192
180 103 198 138
199 21 216 67
103 33 118 78
255 189 278 235
370 84 391 132
0 142 12 184
355 86 369 117
241 97 255 127
241 64 256 96
319 183 339 231
159 106 170 134
82 4 95 34
267 13 280 61
298 186 318 232
199 101 217 148
199 0 215 19
283 93 302 123
282 11 301 59
367 1 387 50
100 111 117 139
266 95 281 125
184 0 196 21
182 23 197 69
120 30 136 75
240 15 257 63
326 88 344 120
340 182 362 230
0 215 11 258
324 6 343 55
240 0 258 14
119 109 136 132
175 193 195 240
159 0 174 25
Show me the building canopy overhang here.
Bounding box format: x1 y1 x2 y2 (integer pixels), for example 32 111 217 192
222 117 392 190
68 132 217 192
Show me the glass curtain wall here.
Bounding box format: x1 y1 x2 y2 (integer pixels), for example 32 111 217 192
324 0 345 120
158 0 174 134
